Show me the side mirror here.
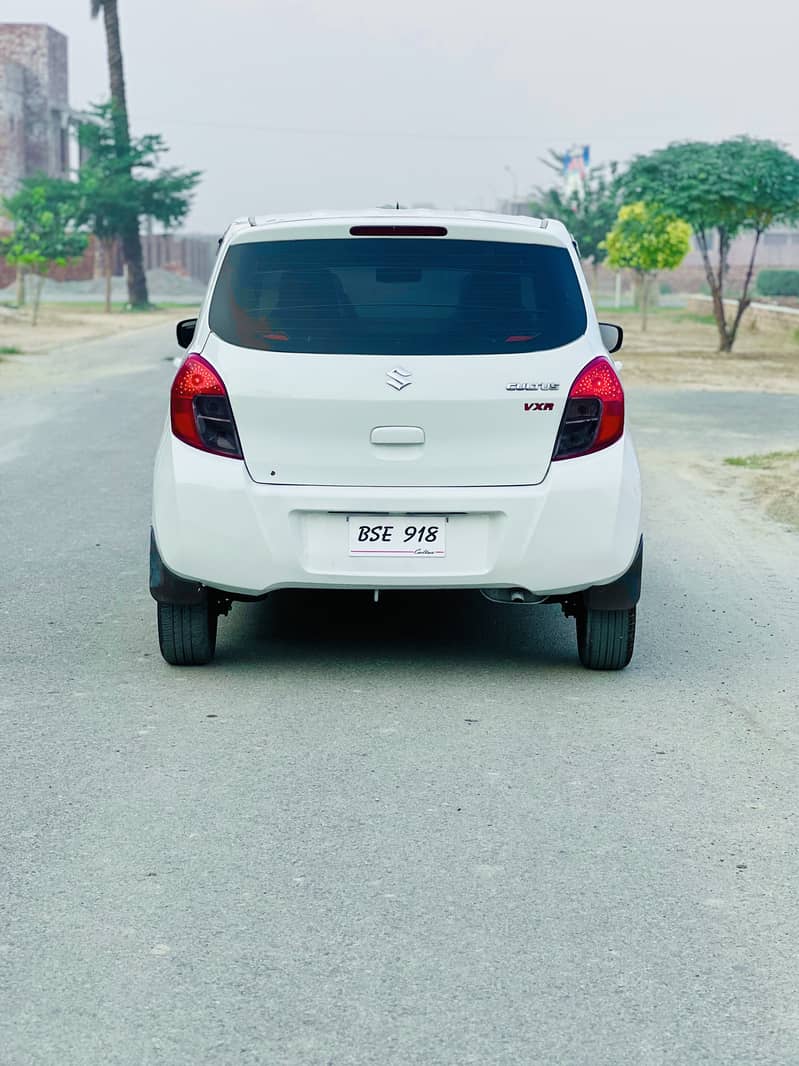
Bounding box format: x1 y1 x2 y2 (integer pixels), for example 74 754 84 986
176 318 197 349
599 322 623 354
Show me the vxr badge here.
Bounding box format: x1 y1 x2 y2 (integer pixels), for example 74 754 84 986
524 402 555 411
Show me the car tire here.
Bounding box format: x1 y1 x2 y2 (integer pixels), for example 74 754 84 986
157 599 218 666
576 605 636 670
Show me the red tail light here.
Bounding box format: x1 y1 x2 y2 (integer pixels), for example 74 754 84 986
170 354 243 459
552 357 624 461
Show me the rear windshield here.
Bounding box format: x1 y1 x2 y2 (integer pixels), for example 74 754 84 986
209 238 587 355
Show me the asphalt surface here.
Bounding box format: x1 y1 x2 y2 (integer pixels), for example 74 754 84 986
2 325 798 1065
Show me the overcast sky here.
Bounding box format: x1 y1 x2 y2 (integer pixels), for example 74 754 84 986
3 0 797 233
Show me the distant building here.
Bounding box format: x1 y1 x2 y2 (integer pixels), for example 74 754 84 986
683 227 799 269
0 23 74 201
498 198 532 216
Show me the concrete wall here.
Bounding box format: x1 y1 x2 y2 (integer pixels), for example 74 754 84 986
685 294 799 333
683 228 799 270
140 233 219 284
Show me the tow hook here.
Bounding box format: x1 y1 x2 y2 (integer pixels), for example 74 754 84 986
560 597 582 620
215 595 234 617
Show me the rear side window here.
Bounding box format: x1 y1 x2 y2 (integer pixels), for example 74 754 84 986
209 238 587 355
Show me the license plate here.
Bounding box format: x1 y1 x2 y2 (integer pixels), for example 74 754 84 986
348 516 447 557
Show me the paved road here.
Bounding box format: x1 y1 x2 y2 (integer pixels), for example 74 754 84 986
2 325 798 1065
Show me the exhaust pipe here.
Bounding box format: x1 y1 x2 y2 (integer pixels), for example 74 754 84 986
480 587 547 606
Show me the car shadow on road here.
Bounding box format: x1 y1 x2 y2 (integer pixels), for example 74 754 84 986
213 588 579 672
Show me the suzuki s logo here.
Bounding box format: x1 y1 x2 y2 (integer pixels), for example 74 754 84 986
524 402 555 412
386 366 413 391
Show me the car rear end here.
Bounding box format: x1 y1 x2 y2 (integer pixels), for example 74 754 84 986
151 211 642 667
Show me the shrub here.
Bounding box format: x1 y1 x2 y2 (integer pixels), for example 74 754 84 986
757 269 799 297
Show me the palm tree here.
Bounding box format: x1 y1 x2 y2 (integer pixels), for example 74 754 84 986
90 0 149 307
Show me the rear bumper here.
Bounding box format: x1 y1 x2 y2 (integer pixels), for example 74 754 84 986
152 429 642 598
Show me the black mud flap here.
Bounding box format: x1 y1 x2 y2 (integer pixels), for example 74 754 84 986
584 536 643 611
149 529 207 605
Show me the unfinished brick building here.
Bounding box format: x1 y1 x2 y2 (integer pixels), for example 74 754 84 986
0 23 72 201
0 23 217 292
0 23 95 287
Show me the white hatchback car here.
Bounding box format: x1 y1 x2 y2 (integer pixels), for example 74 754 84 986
150 211 642 668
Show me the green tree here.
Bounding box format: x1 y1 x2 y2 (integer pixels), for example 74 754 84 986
77 104 201 312
620 138 799 351
1 176 88 325
90 0 149 307
603 202 691 331
529 160 621 294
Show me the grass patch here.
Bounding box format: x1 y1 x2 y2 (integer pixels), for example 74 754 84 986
0 345 22 354
724 450 799 469
674 312 717 327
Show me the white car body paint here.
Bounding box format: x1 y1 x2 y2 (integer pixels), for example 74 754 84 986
152 210 642 598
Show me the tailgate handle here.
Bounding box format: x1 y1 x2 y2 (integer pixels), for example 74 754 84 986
370 426 425 445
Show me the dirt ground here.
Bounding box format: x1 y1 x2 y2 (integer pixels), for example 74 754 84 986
713 451 799 534
747 461 799 530
0 302 191 356
607 309 799 531
604 307 799 394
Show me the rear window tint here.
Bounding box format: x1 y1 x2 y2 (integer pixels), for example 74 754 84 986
209 238 587 355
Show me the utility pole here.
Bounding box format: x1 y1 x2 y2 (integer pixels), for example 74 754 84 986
504 165 518 213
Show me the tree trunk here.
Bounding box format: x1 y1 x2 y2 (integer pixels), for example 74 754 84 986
639 273 649 332
99 0 149 308
101 0 128 125
31 273 45 326
716 228 732 352
15 265 25 307
103 239 114 312
695 228 730 351
631 275 640 310
93 236 105 280
710 285 729 349
726 229 764 352
121 219 148 308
